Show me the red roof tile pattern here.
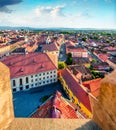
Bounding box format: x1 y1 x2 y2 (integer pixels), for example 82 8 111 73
61 69 91 112
41 43 59 52
2 52 57 78
31 91 78 118
83 78 101 98
98 54 108 62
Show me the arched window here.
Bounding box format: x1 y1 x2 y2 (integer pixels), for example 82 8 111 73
13 80 15 86
20 78 22 85
26 77 29 83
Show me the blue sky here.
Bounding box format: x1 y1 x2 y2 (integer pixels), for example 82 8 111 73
0 0 116 29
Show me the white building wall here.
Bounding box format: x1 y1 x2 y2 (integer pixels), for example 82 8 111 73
11 69 57 92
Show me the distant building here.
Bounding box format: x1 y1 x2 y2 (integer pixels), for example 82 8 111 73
2 52 58 92
31 91 78 118
41 43 60 57
66 42 88 58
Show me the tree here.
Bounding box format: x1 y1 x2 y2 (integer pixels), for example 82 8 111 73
82 37 86 42
58 62 66 69
65 53 73 65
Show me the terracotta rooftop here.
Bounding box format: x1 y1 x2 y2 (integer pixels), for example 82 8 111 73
83 78 101 98
41 43 59 52
31 91 78 118
61 69 91 112
98 54 108 62
2 52 57 78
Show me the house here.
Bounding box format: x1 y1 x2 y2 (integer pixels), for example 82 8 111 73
2 52 58 92
83 78 101 98
73 57 90 66
59 68 92 118
41 43 60 57
91 62 110 71
31 91 79 118
66 41 88 58
69 65 92 81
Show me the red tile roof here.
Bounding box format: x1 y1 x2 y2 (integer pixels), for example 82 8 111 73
2 52 57 78
98 54 108 62
83 78 101 98
31 91 78 118
61 69 91 112
42 43 59 52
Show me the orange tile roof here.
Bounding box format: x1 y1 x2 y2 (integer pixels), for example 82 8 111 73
31 91 78 118
83 78 101 98
42 43 59 52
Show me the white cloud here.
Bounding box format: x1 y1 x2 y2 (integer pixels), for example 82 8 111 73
76 9 92 18
35 5 65 18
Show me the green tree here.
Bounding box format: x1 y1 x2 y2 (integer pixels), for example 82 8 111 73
65 53 73 65
58 62 66 69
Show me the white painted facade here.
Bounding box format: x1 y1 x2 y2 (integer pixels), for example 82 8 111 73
11 69 57 92
72 52 88 58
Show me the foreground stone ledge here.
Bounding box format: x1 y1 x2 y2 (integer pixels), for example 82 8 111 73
7 119 101 130
0 62 14 130
91 70 116 130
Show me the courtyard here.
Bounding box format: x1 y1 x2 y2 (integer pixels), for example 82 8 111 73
13 81 68 117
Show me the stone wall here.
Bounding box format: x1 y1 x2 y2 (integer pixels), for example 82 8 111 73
90 70 116 130
0 62 14 130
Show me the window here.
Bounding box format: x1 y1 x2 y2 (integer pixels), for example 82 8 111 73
31 75 33 78
26 77 29 83
54 71 56 73
54 79 56 82
13 88 16 92
43 73 45 75
31 79 33 82
39 82 41 85
35 79 38 81
43 81 45 84
31 84 33 87
72 97 75 103
47 72 49 74
50 76 52 78
47 80 49 83
19 78 22 85
35 75 37 77
47 76 49 79
39 78 41 80
39 74 41 76
13 80 16 86
26 85 29 89
20 87 23 91
50 71 52 74
43 77 45 79
35 83 38 86
50 79 52 82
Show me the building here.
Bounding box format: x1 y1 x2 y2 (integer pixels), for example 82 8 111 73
83 78 101 98
59 68 92 118
31 91 79 118
66 42 88 58
2 52 58 92
69 65 92 81
41 43 60 57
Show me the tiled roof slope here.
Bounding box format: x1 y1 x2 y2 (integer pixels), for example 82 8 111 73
83 78 101 98
2 52 57 78
31 91 78 118
42 43 59 52
61 69 91 112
